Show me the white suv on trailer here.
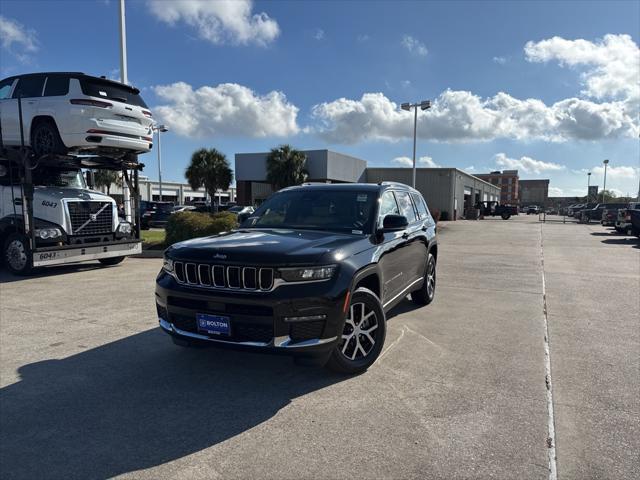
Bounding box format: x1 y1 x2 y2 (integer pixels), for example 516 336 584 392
0 72 154 157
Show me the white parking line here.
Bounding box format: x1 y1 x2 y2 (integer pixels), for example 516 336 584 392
540 224 558 480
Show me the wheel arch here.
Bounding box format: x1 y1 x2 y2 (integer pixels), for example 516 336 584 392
351 264 382 301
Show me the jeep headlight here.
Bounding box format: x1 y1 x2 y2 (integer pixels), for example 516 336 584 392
279 265 336 282
117 222 132 234
36 228 62 240
162 257 174 273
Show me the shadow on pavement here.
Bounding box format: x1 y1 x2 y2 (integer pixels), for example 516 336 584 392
600 237 640 245
0 329 346 479
0 262 106 283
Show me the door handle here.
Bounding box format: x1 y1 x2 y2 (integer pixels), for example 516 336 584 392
13 198 23 206
402 231 409 239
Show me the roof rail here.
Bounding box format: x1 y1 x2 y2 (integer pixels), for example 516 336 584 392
378 181 409 187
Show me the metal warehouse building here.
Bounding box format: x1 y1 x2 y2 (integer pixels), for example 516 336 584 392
366 168 500 220
235 150 500 220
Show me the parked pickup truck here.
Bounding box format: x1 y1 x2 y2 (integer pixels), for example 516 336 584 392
625 209 640 237
476 201 518 220
615 202 640 233
602 205 626 226
579 203 627 223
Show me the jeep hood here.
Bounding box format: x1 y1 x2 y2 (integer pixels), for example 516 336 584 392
168 229 366 265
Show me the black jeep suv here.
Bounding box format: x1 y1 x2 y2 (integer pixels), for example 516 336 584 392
155 182 438 374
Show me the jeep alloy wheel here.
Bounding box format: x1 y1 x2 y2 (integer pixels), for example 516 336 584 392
340 302 379 360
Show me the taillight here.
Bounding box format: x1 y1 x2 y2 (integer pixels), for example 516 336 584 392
70 99 112 108
142 110 152 118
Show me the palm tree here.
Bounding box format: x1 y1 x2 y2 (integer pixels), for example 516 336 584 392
266 145 308 190
185 148 234 207
93 169 120 195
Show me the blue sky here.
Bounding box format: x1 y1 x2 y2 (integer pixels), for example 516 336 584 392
1 0 639 197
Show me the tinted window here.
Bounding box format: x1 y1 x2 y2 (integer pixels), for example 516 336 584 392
44 76 69 96
246 189 377 233
79 77 147 107
411 193 429 220
0 78 14 99
395 191 417 223
12 75 46 98
378 191 399 226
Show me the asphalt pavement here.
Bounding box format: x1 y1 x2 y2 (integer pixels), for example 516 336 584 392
0 215 638 479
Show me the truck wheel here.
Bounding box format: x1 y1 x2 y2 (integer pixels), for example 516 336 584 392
501 212 511 220
99 256 125 266
411 253 436 305
3 233 33 275
326 287 386 374
31 120 67 157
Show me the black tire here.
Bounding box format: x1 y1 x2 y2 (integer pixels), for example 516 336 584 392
501 212 511 220
3 232 33 275
98 256 125 266
411 252 436 305
325 287 386 375
31 120 67 157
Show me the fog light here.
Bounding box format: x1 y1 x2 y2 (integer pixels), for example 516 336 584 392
283 314 327 323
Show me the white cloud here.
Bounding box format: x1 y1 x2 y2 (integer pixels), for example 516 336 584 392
494 153 565 174
525 34 640 104
152 81 299 138
0 15 38 61
493 56 507 65
401 35 428 56
311 89 638 143
392 156 413 167
591 165 640 180
391 155 439 167
357 34 370 42
419 156 440 167
464 165 476 172
548 186 564 196
401 80 411 88
147 0 279 46
314 28 324 40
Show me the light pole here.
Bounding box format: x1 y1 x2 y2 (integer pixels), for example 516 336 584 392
118 0 132 222
401 100 431 188
602 159 609 203
153 124 169 201
587 172 591 202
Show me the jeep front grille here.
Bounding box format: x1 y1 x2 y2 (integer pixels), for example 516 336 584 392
172 262 274 291
66 201 113 235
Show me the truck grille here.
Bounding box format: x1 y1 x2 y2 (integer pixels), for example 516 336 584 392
67 201 113 235
173 261 274 291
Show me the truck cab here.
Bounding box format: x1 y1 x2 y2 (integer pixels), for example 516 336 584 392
0 159 140 274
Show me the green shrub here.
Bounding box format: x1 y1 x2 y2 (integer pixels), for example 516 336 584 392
165 211 238 246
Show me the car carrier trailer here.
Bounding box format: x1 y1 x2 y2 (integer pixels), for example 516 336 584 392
0 96 144 275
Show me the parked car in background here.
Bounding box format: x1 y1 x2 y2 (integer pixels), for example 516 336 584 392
526 205 540 215
615 202 640 233
0 72 153 157
626 209 640 237
141 201 174 229
172 205 196 214
573 203 597 220
156 182 438 374
567 204 584 217
476 201 517 220
227 205 255 222
601 204 628 226
579 203 627 224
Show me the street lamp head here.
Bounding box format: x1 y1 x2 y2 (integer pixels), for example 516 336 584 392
420 100 431 110
154 123 169 133
603 159 609 165
401 103 412 111
587 172 591 176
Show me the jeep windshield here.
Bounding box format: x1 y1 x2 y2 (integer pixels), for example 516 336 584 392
243 189 377 234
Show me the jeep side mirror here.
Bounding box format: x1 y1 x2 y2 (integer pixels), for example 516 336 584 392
237 212 250 224
381 214 408 232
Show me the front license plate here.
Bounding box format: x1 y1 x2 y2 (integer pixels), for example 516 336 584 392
197 314 231 336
